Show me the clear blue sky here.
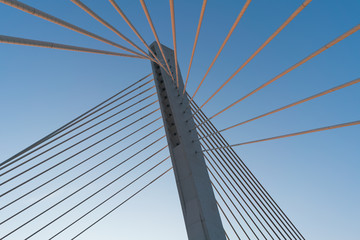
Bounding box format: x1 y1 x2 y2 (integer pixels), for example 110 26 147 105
0 0 359 239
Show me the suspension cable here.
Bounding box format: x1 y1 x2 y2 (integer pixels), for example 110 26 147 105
49 156 170 239
71 167 172 239
216 201 241 240
1 84 155 173
183 0 207 94
0 74 151 169
206 120 360 149
71 0 154 61
198 117 297 239
193 99 305 239
194 116 277 239
211 24 360 119
220 78 360 133
0 116 161 211
0 0 147 58
169 0 179 88
0 124 163 225
0 110 160 201
193 99 303 239
108 0 171 75
139 0 175 82
25 148 169 239
190 0 252 101
1 134 166 239
200 0 312 108
208 166 252 240
0 103 159 190
0 35 141 58
204 162 259 240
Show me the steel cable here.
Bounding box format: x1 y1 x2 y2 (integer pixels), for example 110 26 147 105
109 0 171 75
1 133 166 239
71 0 154 62
0 116 161 211
200 0 312 109
196 120 274 240
49 155 170 239
183 0 207 94
211 24 360 119
0 74 151 169
192 101 299 239
0 0 147 58
0 103 160 191
71 167 173 239
26 147 169 239
190 0 252 101
192 99 304 239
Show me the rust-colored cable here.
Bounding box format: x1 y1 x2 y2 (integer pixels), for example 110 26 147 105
0 0 147 58
71 0 154 61
0 34 140 58
192 100 305 239
140 0 175 82
220 78 360 132
194 116 276 239
108 0 171 76
211 120 360 149
170 0 179 88
211 24 360 119
195 113 298 239
201 0 312 108
191 0 252 100
183 0 207 94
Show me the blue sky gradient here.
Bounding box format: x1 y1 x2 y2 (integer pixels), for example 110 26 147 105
0 0 359 239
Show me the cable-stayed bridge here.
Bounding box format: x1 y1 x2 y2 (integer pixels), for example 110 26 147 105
0 0 359 239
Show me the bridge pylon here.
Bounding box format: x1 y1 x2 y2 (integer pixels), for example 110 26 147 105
150 42 226 240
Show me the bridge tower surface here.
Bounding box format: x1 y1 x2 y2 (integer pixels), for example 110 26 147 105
149 42 226 240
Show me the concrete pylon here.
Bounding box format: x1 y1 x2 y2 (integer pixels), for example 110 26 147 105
149 42 226 240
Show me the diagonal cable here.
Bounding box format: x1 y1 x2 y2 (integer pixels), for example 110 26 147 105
71 0 155 61
208 120 360 149
169 0 179 88
0 116 161 211
0 74 151 169
1 84 155 174
200 0 312 108
0 102 159 190
183 0 207 94
219 77 360 133
140 0 175 82
193 99 305 239
1 133 166 239
0 0 146 58
211 24 360 119
195 116 276 239
26 147 169 239
193 99 302 239
109 0 171 76
191 0 252 100
71 167 173 240
49 155 170 239
0 35 142 58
